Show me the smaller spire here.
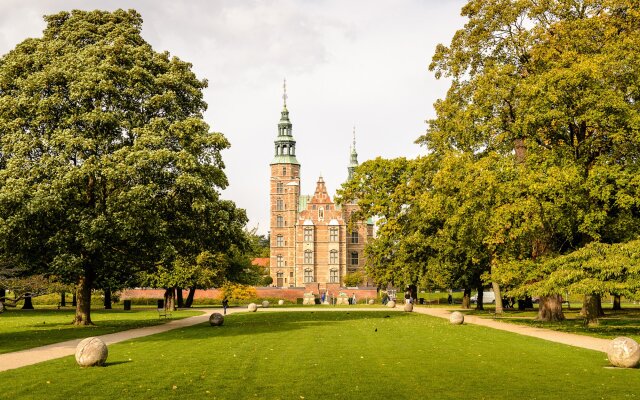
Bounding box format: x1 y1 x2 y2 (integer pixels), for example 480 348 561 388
282 78 288 107
348 126 359 181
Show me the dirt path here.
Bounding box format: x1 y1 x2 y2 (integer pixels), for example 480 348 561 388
0 305 611 373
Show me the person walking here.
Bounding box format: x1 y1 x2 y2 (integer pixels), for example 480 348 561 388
222 298 229 315
352 293 357 305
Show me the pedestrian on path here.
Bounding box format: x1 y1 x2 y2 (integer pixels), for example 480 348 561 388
222 298 229 315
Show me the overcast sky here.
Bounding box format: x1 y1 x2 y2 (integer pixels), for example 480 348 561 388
0 0 467 235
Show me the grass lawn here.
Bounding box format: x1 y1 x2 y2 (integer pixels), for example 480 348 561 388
0 308 202 354
462 306 640 343
1 311 638 400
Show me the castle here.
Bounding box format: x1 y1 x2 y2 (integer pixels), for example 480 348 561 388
269 83 373 292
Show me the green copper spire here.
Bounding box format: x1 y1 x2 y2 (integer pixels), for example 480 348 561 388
271 79 299 165
348 126 358 180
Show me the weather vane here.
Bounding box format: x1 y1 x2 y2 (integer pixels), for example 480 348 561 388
283 78 288 106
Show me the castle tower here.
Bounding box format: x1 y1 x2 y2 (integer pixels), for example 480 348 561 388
270 80 301 287
348 126 358 181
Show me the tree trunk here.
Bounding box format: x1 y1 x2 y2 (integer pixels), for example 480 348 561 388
176 287 184 308
0 288 5 301
72 292 77 307
185 287 196 308
164 288 176 312
475 285 484 311
74 270 94 326
60 292 66 307
103 288 112 310
612 294 622 310
596 295 605 316
492 281 503 314
462 287 471 309
582 294 600 326
536 294 565 322
22 293 34 309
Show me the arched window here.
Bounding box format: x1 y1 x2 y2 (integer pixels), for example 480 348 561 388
276 255 284 268
330 268 339 283
350 252 358 266
329 250 338 264
304 227 313 242
282 166 287 176
304 250 313 264
276 215 284 227
329 227 338 242
304 268 314 283
318 207 324 221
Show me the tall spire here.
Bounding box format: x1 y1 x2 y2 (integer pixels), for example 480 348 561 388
271 79 299 165
348 126 359 180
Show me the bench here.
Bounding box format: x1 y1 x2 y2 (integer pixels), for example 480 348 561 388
157 308 172 318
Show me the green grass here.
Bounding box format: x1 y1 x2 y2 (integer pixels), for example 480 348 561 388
1 311 638 399
0 308 201 354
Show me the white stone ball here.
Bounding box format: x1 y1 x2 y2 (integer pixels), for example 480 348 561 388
368 299 375 305
403 302 413 312
607 337 640 368
209 313 224 326
449 311 464 325
247 303 258 312
387 300 396 308
262 301 270 308
278 299 285 305
75 337 108 367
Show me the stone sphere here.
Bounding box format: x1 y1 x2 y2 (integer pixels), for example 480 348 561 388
262 301 270 308
449 311 464 325
278 299 285 305
368 299 375 305
247 303 258 312
75 337 108 367
607 337 640 368
403 302 413 312
387 300 396 308
209 313 224 326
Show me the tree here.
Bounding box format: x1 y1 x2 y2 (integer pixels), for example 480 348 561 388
424 0 640 321
0 10 236 325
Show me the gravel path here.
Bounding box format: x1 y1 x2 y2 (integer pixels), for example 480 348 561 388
0 305 611 373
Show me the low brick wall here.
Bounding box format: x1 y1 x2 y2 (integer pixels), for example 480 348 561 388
121 287 379 303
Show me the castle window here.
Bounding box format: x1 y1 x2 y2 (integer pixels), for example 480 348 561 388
329 227 338 242
304 268 314 283
318 207 324 221
276 198 284 211
350 252 358 266
276 255 284 268
350 230 359 244
304 227 313 242
304 250 313 264
329 250 338 264
276 272 284 287
276 182 284 194
282 166 287 176
330 268 339 283
276 235 284 247
277 215 284 227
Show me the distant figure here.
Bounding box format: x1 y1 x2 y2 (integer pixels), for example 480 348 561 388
352 293 357 305
405 291 411 304
321 291 326 303
222 298 229 315
382 292 389 305
447 294 453 305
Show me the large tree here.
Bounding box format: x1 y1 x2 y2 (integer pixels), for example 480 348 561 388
0 10 239 325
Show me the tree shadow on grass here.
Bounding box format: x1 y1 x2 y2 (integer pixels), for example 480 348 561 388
131 311 415 344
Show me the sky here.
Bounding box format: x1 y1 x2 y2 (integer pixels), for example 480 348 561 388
0 0 467 235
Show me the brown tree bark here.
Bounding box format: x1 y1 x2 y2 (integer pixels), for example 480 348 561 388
536 294 565 321
612 294 622 310
462 287 471 309
176 287 184 308
72 292 77 307
475 285 484 311
582 294 600 326
74 270 94 325
164 287 176 312
103 288 112 309
60 291 66 307
185 287 196 308
0 288 5 301
22 293 34 309
492 281 503 314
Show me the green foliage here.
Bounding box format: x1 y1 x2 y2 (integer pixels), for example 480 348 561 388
343 271 364 287
0 9 247 322
220 282 257 302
